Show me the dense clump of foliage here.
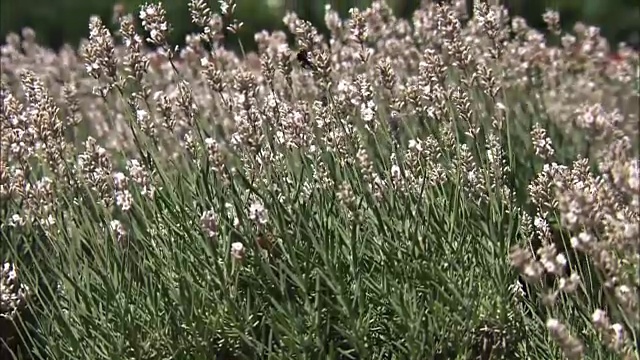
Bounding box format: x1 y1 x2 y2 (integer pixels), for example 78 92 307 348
1 1 638 359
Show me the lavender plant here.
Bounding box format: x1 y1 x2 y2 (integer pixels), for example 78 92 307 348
1 1 638 359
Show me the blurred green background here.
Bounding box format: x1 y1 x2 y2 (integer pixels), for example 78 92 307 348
1 0 639 51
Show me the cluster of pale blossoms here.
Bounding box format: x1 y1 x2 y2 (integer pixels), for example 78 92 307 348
1 263 30 319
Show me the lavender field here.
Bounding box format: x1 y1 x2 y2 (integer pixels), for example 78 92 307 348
1 1 638 359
